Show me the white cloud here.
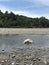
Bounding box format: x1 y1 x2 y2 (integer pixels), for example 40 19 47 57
0 4 49 19
34 0 49 6
12 10 49 19
0 5 11 13
0 5 41 18
12 10 40 18
25 0 49 6
0 5 7 12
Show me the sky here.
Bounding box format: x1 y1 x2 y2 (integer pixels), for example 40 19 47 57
0 0 49 19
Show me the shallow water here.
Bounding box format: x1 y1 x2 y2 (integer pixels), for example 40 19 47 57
0 35 49 51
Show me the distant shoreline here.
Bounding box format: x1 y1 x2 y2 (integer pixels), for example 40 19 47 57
0 28 49 35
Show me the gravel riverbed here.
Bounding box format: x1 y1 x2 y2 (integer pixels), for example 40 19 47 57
0 28 49 35
0 47 49 65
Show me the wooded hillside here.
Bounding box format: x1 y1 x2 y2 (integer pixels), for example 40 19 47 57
0 10 49 28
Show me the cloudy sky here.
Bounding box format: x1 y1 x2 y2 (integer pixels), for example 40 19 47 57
0 0 49 19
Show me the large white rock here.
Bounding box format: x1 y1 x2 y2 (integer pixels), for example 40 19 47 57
24 39 33 44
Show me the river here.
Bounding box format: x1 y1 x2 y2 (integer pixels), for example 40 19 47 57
0 35 49 51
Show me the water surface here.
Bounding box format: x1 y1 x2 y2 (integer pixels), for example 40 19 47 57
0 35 49 51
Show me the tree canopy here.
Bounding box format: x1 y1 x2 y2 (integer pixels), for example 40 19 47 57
0 10 49 28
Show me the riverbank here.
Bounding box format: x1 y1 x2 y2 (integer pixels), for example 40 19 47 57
0 47 49 65
0 28 49 35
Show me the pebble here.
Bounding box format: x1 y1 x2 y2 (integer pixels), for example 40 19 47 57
0 48 48 65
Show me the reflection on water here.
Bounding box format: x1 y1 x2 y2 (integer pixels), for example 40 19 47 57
0 35 49 51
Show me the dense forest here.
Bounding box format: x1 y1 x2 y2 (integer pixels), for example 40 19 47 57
0 10 49 28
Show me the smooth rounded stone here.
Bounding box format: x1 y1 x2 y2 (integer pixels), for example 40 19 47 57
36 58 41 61
25 55 32 60
11 62 15 65
5 60 7 62
32 60 46 65
1 60 4 63
12 54 15 58
33 59 37 61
